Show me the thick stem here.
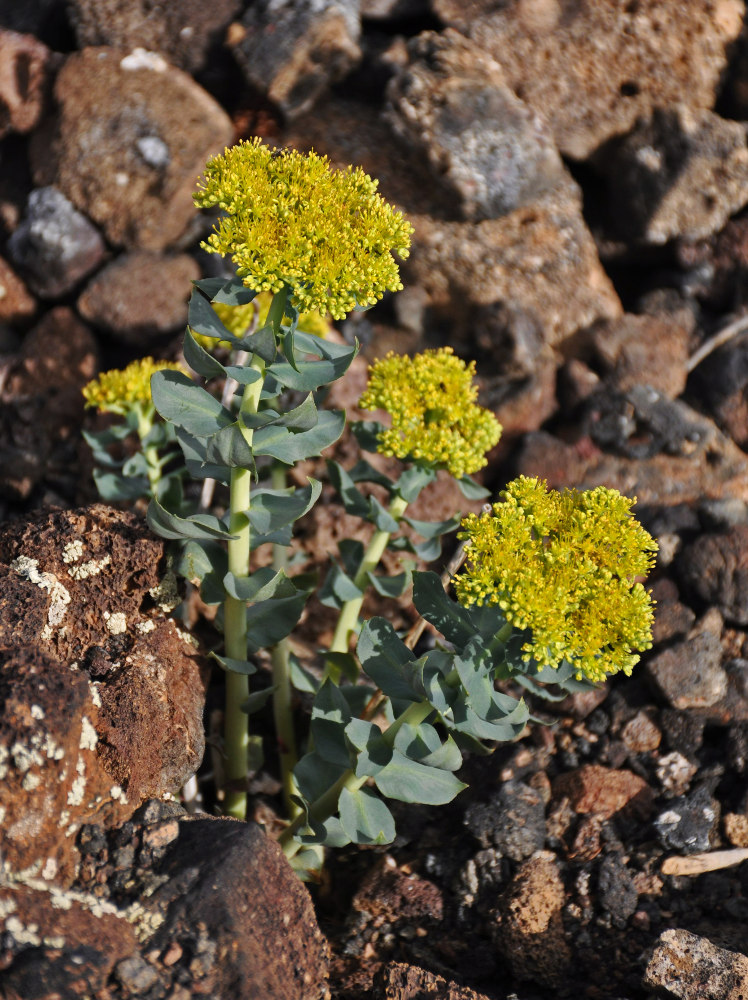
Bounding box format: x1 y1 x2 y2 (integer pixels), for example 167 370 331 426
135 403 162 499
278 698 434 857
269 462 301 820
222 358 265 820
326 493 410 678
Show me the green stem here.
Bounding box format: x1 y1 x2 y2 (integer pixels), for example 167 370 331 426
278 698 434 857
135 403 161 499
269 462 301 820
222 357 265 820
326 493 410 678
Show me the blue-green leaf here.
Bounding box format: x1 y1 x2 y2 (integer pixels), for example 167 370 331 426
209 652 257 676
393 723 463 771
338 539 364 577
412 571 475 648
323 652 360 682
93 470 148 501
289 655 321 694
223 567 297 603
456 475 490 500
326 461 370 518
188 288 234 342
404 515 461 540
357 618 419 703
366 571 410 598
345 718 391 778
318 564 363 608
339 786 395 845
212 276 257 306
367 495 399 532
175 539 226 582
241 687 276 714
175 428 230 483
294 752 346 804
147 498 237 541
246 479 322 535
267 332 357 391
151 370 233 438
311 680 353 767
374 751 466 805
350 420 383 453
246 590 309 653
183 326 228 379
204 424 255 470
347 458 395 489
253 409 345 463
395 465 437 502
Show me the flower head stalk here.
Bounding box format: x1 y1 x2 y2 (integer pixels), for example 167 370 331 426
194 139 413 320
454 476 658 682
358 347 502 479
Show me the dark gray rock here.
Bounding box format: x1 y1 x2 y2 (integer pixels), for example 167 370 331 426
655 785 719 854
464 780 546 861
234 0 361 119
646 631 728 710
385 29 565 222
676 526 748 626
597 853 638 927
8 187 105 298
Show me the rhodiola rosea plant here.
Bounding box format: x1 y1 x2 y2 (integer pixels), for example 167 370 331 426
83 138 658 878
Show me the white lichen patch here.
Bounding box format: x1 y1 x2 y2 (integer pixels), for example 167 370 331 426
120 47 168 73
57 809 70 828
103 611 127 635
176 626 199 649
0 807 6 824
43 934 66 948
41 858 58 881
136 620 156 634
149 569 180 613
62 540 84 564
11 742 43 773
125 900 166 941
67 755 86 807
30 704 45 721
68 555 111 581
0 896 17 919
79 717 98 751
11 556 71 632
89 682 102 708
110 785 128 804
21 773 41 792
5 915 41 947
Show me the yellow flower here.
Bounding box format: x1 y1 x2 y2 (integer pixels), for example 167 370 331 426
194 139 413 320
82 358 185 414
454 476 658 682
358 348 502 478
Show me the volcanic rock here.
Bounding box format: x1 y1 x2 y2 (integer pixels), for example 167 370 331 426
0 28 50 138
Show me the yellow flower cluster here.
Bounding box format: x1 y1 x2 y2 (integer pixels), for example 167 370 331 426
194 139 414 320
358 347 502 478
82 358 184 414
454 476 658 682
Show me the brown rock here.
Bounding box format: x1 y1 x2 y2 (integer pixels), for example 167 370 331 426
585 313 691 399
496 851 571 987
141 818 330 1000
676 526 748 626
688 329 748 450
234 0 361 120
374 962 492 1000
0 645 130 883
0 308 98 503
724 812 748 847
620 710 662 754
31 47 234 250
432 0 744 159
77 251 199 345
552 764 653 820
650 579 697 646
385 29 565 221
352 854 443 924
0 29 50 138
0 883 138 999
0 505 165 663
646 632 728 710
0 256 35 324
602 106 748 244
644 928 748 1000
69 0 241 72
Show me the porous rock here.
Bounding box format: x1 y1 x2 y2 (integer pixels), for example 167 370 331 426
77 251 199 345
234 0 361 120
654 785 720 853
583 312 691 399
30 47 234 250
552 765 653 820
0 28 50 138
600 106 748 244
689 330 748 451
374 962 492 999
69 0 241 72
0 883 138 1000
8 186 106 298
463 780 546 861
431 0 745 159
385 29 565 221
644 928 748 999
352 855 444 925
0 255 35 323
139 818 330 1000
0 307 98 503
495 851 571 987
0 644 132 883
647 631 728 710
676 526 748 625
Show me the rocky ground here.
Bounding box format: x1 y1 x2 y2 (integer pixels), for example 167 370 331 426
3 1 748 998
